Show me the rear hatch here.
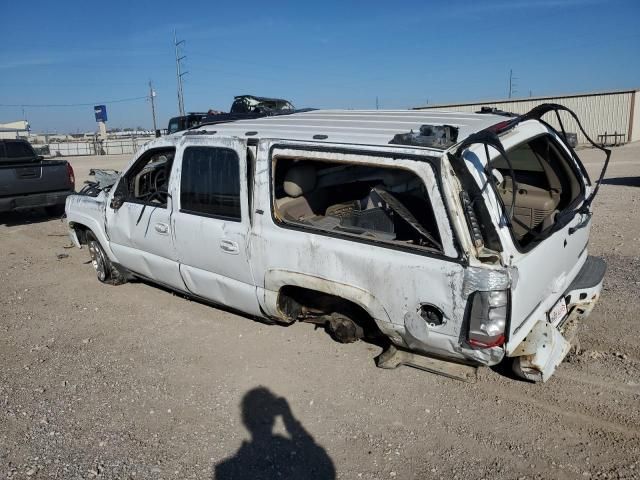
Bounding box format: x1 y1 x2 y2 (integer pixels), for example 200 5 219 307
453 104 609 352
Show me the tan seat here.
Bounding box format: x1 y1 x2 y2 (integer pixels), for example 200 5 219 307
276 163 321 221
499 177 560 238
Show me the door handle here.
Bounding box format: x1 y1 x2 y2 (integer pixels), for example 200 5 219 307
220 239 239 254
154 223 169 234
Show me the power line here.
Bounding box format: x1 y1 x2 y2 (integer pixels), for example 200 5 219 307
0 95 149 108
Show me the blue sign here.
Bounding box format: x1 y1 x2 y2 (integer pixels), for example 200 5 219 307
94 105 108 122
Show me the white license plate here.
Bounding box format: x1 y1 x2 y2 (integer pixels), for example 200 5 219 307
548 297 568 325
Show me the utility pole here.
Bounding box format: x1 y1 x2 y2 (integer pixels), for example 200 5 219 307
375 96 379 110
148 81 158 133
174 29 188 116
508 69 518 99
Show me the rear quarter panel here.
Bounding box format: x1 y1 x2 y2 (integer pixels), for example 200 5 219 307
249 141 474 362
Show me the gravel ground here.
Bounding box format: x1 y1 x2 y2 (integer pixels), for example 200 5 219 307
1 143 639 480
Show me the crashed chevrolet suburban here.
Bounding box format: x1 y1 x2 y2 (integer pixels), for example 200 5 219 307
65 105 609 382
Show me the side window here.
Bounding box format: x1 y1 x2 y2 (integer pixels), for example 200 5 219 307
6 141 34 158
118 148 175 207
180 147 241 221
272 156 443 254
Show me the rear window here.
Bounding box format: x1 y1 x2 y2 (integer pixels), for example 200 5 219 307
495 134 583 247
168 118 180 134
5 141 34 158
180 146 241 221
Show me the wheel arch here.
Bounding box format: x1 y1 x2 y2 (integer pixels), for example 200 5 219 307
262 269 399 341
68 217 117 262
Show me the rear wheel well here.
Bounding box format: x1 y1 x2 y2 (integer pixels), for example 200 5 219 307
277 285 384 341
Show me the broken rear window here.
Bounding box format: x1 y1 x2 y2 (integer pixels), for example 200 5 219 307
272 156 443 253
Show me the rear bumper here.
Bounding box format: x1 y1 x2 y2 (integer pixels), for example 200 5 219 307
0 190 74 212
511 256 606 382
561 255 606 326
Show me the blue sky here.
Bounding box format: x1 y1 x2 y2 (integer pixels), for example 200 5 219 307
1 0 638 132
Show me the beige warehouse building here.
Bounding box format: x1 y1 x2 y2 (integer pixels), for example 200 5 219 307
414 88 640 146
0 120 29 139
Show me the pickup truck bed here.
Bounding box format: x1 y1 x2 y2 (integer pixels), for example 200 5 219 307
0 140 75 214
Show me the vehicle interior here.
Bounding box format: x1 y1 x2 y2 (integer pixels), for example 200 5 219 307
493 134 582 245
273 158 443 253
124 148 175 206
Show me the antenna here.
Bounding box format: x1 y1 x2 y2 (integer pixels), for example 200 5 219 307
174 30 188 116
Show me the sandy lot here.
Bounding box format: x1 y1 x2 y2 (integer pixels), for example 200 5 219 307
1 143 639 480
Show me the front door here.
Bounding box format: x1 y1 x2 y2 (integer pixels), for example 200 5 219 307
172 137 261 316
106 146 185 291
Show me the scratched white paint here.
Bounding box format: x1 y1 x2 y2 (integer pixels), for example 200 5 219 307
65 111 605 380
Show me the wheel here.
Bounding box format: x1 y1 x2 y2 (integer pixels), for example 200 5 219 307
85 231 126 285
45 204 65 217
325 313 364 344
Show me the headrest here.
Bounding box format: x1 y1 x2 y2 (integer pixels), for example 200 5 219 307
284 163 317 197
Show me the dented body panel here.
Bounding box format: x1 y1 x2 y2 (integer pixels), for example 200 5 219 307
65 108 606 382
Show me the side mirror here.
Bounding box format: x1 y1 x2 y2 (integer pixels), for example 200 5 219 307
110 193 125 210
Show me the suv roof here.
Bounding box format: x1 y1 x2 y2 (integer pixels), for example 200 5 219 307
188 109 505 150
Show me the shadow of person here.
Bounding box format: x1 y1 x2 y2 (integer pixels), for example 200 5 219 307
214 387 335 480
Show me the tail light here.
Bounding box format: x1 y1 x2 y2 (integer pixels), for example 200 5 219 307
66 163 75 189
467 290 509 348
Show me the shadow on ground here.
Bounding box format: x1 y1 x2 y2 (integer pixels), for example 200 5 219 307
600 176 640 187
0 208 65 227
213 387 335 480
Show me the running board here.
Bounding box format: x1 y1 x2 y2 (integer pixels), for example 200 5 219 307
376 345 477 383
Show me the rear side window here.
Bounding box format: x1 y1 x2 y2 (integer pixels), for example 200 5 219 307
180 147 241 220
5 141 34 158
272 156 444 254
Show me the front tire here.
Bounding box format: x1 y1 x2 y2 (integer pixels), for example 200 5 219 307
85 231 126 285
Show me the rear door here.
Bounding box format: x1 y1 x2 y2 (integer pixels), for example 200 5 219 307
172 137 261 316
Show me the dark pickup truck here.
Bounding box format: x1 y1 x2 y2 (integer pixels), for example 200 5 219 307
0 139 75 215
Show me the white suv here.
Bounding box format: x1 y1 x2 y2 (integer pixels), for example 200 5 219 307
66 104 609 382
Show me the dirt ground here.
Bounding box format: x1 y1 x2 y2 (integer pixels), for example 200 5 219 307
1 142 639 480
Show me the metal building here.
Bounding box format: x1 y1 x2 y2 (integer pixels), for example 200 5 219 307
0 120 29 139
414 88 640 145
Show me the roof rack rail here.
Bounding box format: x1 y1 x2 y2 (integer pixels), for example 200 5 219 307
189 108 316 131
